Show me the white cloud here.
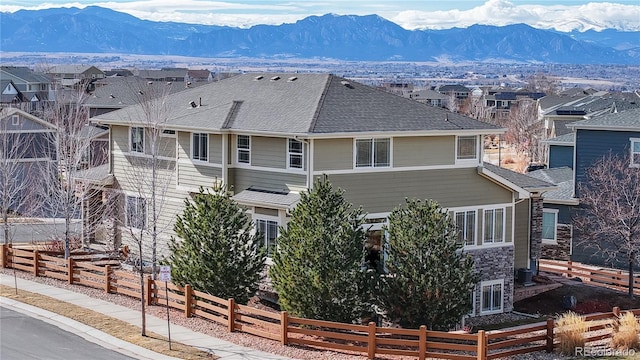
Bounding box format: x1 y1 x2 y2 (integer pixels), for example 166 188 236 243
1 0 639 31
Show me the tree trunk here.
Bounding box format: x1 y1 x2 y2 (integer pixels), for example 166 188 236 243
138 235 146 336
628 258 634 298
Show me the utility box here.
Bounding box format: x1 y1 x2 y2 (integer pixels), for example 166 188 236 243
517 268 533 284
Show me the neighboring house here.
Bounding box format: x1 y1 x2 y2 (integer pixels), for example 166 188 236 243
84 76 206 117
1 79 27 107
380 82 414 95
0 66 54 114
436 84 471 99
92 73 556 317
136 68 188 83
46 65 105 90
539 107 640 267
0 108 57 218
403 89 447 107
187 69 213 83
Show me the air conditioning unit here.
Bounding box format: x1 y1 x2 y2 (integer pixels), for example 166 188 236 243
517 268 533 285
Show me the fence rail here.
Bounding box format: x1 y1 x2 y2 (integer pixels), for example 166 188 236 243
539 259 640 294
1 245 637 360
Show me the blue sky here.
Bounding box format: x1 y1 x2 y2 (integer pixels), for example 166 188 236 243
2 0 639 31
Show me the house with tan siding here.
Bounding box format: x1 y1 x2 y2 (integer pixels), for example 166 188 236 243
92 73 555 316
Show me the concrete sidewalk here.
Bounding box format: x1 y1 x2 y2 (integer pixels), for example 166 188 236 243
0 275 295 360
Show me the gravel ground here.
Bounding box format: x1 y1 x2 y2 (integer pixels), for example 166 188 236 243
1 268 570 360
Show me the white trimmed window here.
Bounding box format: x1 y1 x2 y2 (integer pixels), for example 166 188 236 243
457 135 478 160
130 127 144 153
192 133 208 161
11 115 20 126
125 195 146 229
483 208 505 244
542 209 558 244
631 138 640 168
481 280 503 314
256 218 278 257
237 135 250 164
161 129 176 137
455 210 476 246
288 139 303 169
355 138 390 168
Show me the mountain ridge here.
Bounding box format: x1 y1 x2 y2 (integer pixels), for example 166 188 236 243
1 6 638 64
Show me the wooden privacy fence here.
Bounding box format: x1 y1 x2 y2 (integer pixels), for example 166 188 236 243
1 245 637 360
539 259 640 295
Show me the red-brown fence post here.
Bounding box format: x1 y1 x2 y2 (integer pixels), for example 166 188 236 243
145 277 153 305
104 265 111 293
33 250 39 276
1 244 6 268
68 257 74 284
567 260 572 278
228 298 236 332
477 330 486 360
280 311 288 345
367 322 376 360
419 325 426 360
613 306 621 333
546 318 554 352
184 284 192 318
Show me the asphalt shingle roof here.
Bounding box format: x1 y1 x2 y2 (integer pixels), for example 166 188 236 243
543 133 575 145
93 73 501 136
483 162 556 191
527 167 575 202
567 107 640 131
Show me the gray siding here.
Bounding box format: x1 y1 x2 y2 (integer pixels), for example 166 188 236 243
112 125 175 158
549 145 574 169
325 168 513 213
393 136 455 167
314 138 353 171
513 200 530 269
252 136 286 169
209 134 223 164
230 168 306 193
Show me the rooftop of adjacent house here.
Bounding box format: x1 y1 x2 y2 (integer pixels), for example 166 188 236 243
92 73 502 136
436 84 470 93
48 65 103 75
407 89 447 100
482 162 556 192
543 133 575 146
527 167 576 203
0 66 51 84
85 76 206 109
567 107 640 131
136 69 188 80
188 69 212 79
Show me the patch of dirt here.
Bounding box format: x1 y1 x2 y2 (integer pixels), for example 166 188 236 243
514 281 640 317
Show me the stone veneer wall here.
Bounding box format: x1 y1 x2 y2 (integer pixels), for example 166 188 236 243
541 224 572 261
468 246 514 316
529 197 543 263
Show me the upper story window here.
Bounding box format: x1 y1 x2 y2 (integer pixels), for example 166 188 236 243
542 209 558 244
126 195 146 229
161 129 176 137
11 115 20 126
457 136 478 161
455 210 476 246
631 138 640 168
130 127 144 153
192 133 208 162
237 135 250 164
288 139 303 169
483 208 504 244
355 138 390 168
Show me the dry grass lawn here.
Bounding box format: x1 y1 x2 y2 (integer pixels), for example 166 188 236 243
0 285 216 359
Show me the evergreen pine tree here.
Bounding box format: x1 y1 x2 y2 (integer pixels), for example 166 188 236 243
269 176 371 323
167 184 265 304
379 199 479 330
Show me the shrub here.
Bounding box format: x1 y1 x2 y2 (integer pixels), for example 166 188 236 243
556 311 587 355
612 311 640 350
40 235 82 253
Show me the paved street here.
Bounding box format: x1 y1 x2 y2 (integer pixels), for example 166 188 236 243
0 306 135 360
1 221 81 244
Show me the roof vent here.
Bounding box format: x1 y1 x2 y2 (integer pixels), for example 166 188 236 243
270 76 280 81
288 76 298 82
167 81 172 85
147 81 153 85
189 101 197 108
109 94 115 98
254 75 264 80
340 80 353 89
138 90 144 95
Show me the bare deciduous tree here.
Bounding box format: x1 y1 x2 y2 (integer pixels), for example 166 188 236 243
0 110 34 244
445 91 460 113
500 98 544 169
574 153 640 297
526 72 559 95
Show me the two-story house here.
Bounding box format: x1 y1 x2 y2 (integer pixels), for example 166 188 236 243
93 73 554 316
46 65 105 90
535 107 640 267
0 66 54 114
